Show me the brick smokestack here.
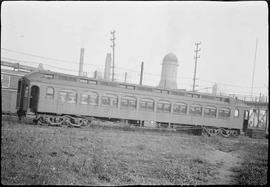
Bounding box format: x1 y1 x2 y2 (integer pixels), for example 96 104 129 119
104 53 111 81
79 48 85 76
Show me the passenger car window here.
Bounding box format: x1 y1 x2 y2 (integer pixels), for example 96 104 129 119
24 86 29 99
157 100 171 113
204 106 217 117
58 92 67 102
67 92 77 104
173 103 187 114
80 94 88 104
139 98 154 111
1 74 10 88
89 92 98 106
189 104 202 116
46 87 54 99
101 96 110 106
218 107 231 118
101 94 118 107
121 96 137 110
234 109 239 117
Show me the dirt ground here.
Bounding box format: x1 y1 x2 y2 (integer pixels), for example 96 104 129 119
1 119 268 185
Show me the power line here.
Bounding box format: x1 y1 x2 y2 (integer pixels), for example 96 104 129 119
2 55 267 90
1 56 266 97
2 48 106 69
1 48 267 89
1 48 76 64
1 57 78 72
198 79 266 88
1 48 191 81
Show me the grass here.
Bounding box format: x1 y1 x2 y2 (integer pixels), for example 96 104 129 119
1 119 268 185
232 138 268 185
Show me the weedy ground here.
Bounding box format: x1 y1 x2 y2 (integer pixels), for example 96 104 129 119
1 118 268 185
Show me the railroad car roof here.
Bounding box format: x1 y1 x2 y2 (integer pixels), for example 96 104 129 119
22 69 249 107
1 68 30 77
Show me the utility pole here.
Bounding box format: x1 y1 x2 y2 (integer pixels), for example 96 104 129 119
251 38 258 99
192 42 201 92
139 61 144 85
110 30 116 81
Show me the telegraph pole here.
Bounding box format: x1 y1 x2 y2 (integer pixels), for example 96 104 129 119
250 38 258 100
110 30 116 81
192 42 201 92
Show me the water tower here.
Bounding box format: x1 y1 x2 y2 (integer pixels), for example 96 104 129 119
158 53 179 89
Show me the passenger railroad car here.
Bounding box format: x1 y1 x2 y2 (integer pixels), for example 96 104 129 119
1 69 28 114
16 70 251 134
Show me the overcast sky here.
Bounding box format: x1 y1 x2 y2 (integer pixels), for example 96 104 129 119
1 1 268 99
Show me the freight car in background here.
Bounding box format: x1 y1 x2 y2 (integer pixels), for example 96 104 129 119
1 60 37 114
16 70 251 136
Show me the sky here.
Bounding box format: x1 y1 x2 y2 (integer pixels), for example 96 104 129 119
1 1 268 100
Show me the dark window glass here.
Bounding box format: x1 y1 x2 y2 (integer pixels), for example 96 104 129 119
204 106 217 117
102 94 118 107
173 103 187 114
157 101 171 113
121 96 137 110
101 96 110 106
24 86 29 99
17 80 21 93
189 104 202 116
218 108 231 118
139 98 154 111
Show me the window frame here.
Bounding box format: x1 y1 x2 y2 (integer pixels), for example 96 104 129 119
24 85 29 99
1 74 11 88
88 92 99 106
101 93 118 107
218 107 231 119
46 87 54 99
80 93 89 105
120 96 137 110
58 90 77 103
234 108 239 118
58 91 67 103
156 100 171 113
139 98 155 112
173 102 187 114
204 106 217 118
189 104 203 116
66 92 77 104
